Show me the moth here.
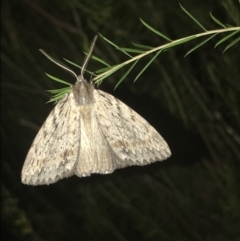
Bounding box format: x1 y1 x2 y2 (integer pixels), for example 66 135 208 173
22 36 171 185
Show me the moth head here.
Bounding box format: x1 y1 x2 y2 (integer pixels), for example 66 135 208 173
76 75 85 83
72 77 94 105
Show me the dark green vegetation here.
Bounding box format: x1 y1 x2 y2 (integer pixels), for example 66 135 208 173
1 0 240 240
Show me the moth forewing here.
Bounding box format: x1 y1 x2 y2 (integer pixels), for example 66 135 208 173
21 93 81 185
94 90 171 165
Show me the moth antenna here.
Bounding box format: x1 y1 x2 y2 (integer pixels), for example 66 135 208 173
81 35 98 79
39 49 78 80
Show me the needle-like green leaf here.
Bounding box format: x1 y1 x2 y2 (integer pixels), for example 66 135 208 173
99 33 132 57
223 36 240 53
45 73 72 86
134 49 162 82
114 60 139 90
132 43 153 50
47 87 71 94
91 55 111 67
116 47 145 53
94 65 123 85
185 33 218 56
210 12 226 28
215 30 240 48
180 3 207 31
95 66 113 74
63 58 80 69
47 87 71 103
140 18 172 41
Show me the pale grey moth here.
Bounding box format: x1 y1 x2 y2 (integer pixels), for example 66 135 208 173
22 36 171 185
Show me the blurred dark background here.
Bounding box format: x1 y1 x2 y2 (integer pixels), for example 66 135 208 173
1 0 240 240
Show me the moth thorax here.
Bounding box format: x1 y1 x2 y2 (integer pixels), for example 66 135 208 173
72 80 94 105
